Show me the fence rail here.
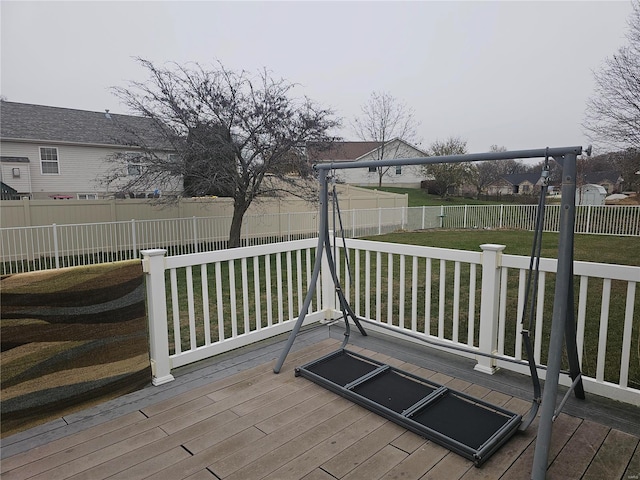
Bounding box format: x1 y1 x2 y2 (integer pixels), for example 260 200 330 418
2 204 639 274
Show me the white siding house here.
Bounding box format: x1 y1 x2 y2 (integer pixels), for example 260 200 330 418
0 102 178 199
309 139 428 188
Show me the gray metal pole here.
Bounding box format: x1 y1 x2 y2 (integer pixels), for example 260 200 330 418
315 147 582 171
273 169 329 373
531 152 578 479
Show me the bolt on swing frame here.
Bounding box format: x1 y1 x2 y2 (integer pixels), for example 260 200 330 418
274 146 585 479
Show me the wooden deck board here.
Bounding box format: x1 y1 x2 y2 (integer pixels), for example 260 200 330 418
320 421 407 478
582 428 639 480
546 420 609 479
1 327 638 480
263 413 394 480
340 444 408 480
500 413 583 480
379 441 450 480
623 442 640 480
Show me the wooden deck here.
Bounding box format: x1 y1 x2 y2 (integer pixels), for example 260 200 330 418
1 325 639 480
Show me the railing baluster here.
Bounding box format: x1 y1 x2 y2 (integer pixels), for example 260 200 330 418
241 258 250 334
186 266 197 349
387 253 393 325
201 264 211 345
452 261 461 343
438 259 446 338
619 282 636 388
253 256 261 331
596 279 612 382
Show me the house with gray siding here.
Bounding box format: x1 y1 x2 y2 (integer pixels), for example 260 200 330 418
0 101 176 199
308 139 428 188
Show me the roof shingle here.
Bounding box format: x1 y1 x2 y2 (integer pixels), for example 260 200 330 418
0 101 170 149
307 141 383 162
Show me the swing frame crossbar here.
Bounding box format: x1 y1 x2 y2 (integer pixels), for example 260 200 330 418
274 146 586 479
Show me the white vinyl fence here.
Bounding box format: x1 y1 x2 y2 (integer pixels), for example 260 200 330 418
143 238 325 385
143 237 639 405
2 204 639 274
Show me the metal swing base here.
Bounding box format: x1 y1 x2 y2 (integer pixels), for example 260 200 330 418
296 348 522 466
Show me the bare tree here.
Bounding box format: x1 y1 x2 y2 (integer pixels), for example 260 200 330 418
421 137 473 197
107 58 339 247
470 145 529 197
352 91 420 187
584 1 640 150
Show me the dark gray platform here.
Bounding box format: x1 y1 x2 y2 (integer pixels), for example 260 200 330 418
297 348 522 466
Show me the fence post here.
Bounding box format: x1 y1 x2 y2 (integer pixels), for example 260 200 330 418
192 216 199 253
401 206 406 230
378 208 382 235
352 209 356 238
53 223 60 269
131 219 137 259
141 248 174 385
439 205 444 228
499 205 504 229
475 243 506 374
586 205 591 234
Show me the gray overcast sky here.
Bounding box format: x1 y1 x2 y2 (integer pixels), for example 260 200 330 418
1 1 634 154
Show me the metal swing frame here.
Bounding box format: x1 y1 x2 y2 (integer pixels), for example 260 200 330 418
274 146 586 478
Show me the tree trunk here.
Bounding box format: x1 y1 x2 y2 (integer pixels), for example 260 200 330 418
228 204 247 248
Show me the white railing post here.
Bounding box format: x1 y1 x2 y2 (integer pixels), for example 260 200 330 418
475 243 506 375
378 208 382 235
321 231 337 319
499 205 504 229
141 248 175 385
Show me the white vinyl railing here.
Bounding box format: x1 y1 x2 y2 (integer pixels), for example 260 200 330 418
142 238 326 385
3 204 639 274
143 237 640 405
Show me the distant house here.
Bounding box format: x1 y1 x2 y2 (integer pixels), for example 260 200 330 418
486 173 542 196
580 170 623 194
1 181 19 200
308 139 428 188
0 101 176 200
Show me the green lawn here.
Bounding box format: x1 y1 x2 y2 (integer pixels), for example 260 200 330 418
363 230 640 266
359 186 502 207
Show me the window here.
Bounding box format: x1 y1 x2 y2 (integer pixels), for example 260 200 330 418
395 166 402 175
77 193 98 200
125 152 143 176
40 147 59 174
368 166 377 173
12 167 20 178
